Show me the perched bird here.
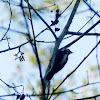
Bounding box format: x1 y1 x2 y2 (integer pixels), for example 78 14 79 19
45 48 72 81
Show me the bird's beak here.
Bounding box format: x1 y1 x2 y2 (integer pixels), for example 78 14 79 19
70 51 73 54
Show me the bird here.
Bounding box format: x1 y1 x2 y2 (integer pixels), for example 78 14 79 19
45 48 72 81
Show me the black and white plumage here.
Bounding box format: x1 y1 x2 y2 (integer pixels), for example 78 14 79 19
45 48 72 81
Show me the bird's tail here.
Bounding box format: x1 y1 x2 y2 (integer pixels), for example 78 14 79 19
45 70 54 81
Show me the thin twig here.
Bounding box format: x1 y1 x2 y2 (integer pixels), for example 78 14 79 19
24 0 57 40
60 0 74 15
61 20 100 50
0 40 32 53
0 27 27 35
67 31 100 36
73 94 100 100
1 81 100 98
35 0 74 38
27 0 44 88
90 10 100 76
0 0 12 42
83 0 100 18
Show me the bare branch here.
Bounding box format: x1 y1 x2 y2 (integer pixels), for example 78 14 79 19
0 0 12 42
0 40 31 53
67 31 100 36
61 20 100 50
26 1 45 99
73 94 100 100
83 0 100 18
0 27 27 36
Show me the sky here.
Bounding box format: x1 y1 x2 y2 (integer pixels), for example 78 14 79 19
0 0 100 99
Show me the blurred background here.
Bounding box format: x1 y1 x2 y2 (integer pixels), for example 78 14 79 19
0 0 100 99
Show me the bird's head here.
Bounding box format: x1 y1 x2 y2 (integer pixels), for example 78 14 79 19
65 49 73 55
61 48 73 55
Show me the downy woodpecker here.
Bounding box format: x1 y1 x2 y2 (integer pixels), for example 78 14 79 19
46 48 72 81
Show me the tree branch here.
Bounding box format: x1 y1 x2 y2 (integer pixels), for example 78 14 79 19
0 0 12 42
67 31 100 36
83 0 100 18
0 40 31 54
61 20 100 50
74 94 100 100
26 1 45 99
